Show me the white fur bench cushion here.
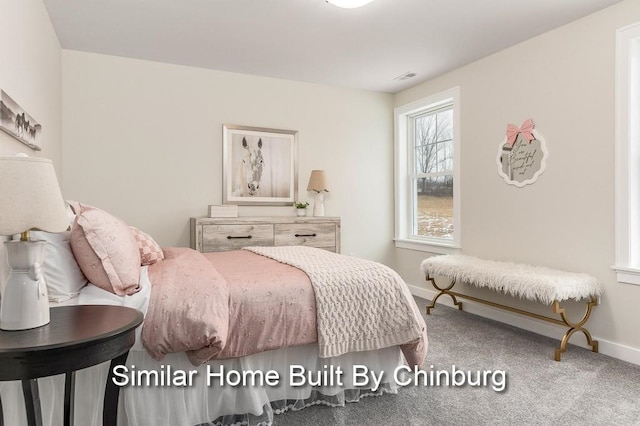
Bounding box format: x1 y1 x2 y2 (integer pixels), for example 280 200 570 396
421 255 603 304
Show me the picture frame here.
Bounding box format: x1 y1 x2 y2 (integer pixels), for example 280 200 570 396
223 124 298 206
0 90 42 151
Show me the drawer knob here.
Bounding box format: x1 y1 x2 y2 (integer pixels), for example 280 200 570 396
227 235 253 239
295 233 317 237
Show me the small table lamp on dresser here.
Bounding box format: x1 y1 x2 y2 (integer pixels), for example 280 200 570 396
0 155 69 330
307 170 329 217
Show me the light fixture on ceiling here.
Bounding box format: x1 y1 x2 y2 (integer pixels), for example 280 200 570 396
326 0 375 9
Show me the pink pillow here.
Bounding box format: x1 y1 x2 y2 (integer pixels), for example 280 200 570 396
69 203 141 296
131 226 164 265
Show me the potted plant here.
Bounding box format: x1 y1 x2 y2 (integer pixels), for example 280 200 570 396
294 201 309 216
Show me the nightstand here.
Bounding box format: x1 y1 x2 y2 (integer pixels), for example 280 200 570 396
0 305 143 426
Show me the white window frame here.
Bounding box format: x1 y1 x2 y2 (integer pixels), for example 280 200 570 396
394 87 461 254
614 22 640 285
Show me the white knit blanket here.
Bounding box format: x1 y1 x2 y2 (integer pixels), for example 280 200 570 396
421 254 603 305
244 246 423 358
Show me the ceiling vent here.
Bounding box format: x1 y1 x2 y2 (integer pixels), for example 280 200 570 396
394 72 417 81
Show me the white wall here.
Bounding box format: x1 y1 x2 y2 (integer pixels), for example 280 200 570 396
394 0 640 362
61 51 395 264
0 0 62 283
0 0 62 162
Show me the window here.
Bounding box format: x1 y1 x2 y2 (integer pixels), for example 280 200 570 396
395 87 460 253
614 22 640 285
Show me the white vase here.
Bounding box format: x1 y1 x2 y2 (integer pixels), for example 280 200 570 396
296 209 306 217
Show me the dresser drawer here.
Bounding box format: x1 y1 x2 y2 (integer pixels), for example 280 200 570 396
202 224 274 252
274 223 336 251
191 217 340 253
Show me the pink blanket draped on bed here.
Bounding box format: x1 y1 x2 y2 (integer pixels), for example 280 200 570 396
199 250 318 362
142 247 230 362
142 247 427 367
143 248 317 365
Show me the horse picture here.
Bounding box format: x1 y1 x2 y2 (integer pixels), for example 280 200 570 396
0 90 42 150
223 125 297 205
233 137 264 197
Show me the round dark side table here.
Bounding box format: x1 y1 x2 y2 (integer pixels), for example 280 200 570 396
0 305 143 426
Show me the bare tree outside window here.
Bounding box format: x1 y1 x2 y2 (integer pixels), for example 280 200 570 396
395 87 459 250
412 107 453 239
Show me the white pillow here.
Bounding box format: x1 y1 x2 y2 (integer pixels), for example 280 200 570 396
12 202 89 302
13 230 89 302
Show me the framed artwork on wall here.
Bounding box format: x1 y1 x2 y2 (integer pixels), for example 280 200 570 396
0 90 42 151
222 124 298 205
496 118 547 187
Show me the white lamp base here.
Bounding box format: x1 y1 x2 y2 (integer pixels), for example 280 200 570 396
0 240 50 330
313 192 325 217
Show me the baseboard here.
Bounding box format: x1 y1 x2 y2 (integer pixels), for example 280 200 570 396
408 283 640 366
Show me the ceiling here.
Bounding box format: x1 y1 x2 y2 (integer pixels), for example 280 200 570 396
43 0 622 93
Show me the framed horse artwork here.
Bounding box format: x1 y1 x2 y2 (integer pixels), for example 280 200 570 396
0 89 42 151
222 124 298 205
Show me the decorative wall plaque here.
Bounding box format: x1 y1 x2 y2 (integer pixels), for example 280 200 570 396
496 118 547 187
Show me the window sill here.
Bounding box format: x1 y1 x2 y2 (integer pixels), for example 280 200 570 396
394 238 461 254
612 265 640 286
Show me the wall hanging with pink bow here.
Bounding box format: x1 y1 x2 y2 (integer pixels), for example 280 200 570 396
496 118 547 187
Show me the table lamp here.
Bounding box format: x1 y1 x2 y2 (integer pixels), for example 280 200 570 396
0 155 69 330
307 170 329 217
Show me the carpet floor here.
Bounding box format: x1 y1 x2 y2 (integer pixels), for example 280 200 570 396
274 296 640 426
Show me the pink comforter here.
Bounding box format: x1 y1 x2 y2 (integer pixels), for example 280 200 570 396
202 250 318 362
141 248 230 363
142 247 426 367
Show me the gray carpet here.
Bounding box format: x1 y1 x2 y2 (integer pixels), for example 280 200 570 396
274 296 640 426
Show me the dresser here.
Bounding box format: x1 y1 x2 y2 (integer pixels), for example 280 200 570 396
190 216 341 253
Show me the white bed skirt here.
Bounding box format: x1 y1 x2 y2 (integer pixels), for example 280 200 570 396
0 343 406 426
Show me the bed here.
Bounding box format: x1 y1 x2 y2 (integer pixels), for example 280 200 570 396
0 202 428 426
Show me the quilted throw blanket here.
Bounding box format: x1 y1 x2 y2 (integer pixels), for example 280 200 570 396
243 246 425 359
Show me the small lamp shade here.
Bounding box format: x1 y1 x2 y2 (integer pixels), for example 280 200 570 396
0 156 69 236
307 170 329 193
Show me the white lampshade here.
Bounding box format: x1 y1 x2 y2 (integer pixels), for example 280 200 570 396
0 155 68 236
307 170 329 192
326 0 375 8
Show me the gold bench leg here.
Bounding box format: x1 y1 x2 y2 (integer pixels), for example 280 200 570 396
553 297 599 361
425 275 462 314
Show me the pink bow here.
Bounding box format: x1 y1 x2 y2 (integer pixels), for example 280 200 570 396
506 118 535 146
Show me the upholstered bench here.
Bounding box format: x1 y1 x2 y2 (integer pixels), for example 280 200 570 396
421 254 604 361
